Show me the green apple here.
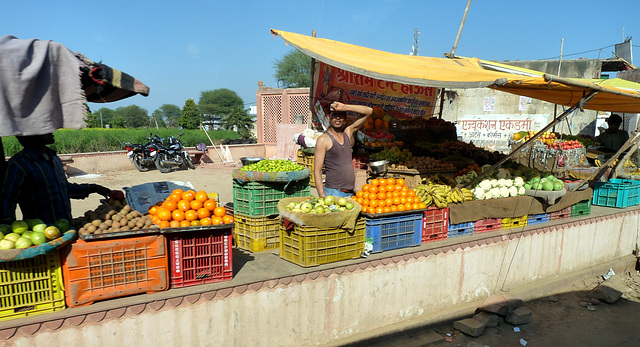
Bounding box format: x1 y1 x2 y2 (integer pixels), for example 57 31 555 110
14 237 33 249
315 206 325 214
345 202 355 210
300 202 313 213
31 232 47 246
0 239 15 250
11 220 29 235
43 226 61 240
324 196 335 205
54 219 71 232
32 223 47 234
4 233 20 242
337 198 348 207
22 231 33 240
26 219 44 229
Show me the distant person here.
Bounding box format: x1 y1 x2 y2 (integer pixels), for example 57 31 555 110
314 101 373 198
0 133 111 224
596 114 629 153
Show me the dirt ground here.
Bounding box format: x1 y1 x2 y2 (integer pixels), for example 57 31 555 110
65 164 640 346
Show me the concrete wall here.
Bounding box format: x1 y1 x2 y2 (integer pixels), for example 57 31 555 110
6 210 639 346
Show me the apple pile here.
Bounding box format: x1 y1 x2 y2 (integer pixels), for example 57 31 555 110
284 196 355 214
0 218 69 250
546 140 583 150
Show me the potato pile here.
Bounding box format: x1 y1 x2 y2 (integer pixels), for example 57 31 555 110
72 199 157 236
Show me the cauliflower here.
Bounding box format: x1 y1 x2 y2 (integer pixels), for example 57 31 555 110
499 186 510 198
473 187 485 200
518 186 526 195
478 180 492 191
513 177 525 187
503 179 513 187
508 186 518 197
489 179 499 188
489 187 501 199
496 178 506 187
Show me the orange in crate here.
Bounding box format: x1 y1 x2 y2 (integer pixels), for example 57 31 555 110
61 235 169 307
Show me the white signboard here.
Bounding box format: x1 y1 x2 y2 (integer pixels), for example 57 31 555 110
456 114 551 153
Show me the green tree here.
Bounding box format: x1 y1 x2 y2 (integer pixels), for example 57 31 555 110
178 99 201 129
198 89 244 120
273 49 312 88
87 107 116 128
116 105 149 128
154 104 181 128
222 106 255 139
111 115 126 128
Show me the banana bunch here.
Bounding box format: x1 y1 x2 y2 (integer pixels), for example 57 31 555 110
415 182 474 209
596 158 637 168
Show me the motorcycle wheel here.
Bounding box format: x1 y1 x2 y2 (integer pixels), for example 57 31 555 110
155 153 173 173
132 154 150 172
184 152 196 169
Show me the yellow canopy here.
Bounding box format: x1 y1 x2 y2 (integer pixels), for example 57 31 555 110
271 29 640 113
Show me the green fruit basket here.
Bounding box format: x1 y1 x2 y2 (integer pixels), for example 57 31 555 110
0 229 77 262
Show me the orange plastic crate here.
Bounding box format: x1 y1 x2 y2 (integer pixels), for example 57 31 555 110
61 235 169 307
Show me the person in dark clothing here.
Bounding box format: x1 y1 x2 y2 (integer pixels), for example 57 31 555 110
596 114 629 153
314 101 373 198
0 134 111 224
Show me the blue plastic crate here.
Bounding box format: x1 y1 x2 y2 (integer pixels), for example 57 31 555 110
448 222 474 238
365 212 423 253
527 213 550 225
593 179 640 208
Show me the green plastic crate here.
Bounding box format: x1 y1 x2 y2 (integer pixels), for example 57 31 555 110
234 213 281 252
233 179 310 217
571 200 591 217
0 251 65 322
279 218 365 267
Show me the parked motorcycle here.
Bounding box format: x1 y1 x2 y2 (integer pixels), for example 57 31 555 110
154 132 195 173
124 137 159 172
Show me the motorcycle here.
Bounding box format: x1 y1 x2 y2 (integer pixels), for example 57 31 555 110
124 137 159 172
154 132 195 173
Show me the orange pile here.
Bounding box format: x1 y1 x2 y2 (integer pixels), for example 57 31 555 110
352 177 427 214
147 189 233 228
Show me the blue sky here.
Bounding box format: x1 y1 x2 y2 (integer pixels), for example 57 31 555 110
2 1 638 115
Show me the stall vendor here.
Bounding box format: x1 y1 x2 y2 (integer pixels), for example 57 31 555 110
314 102 373 198
0 133 111 224
596 114 629 153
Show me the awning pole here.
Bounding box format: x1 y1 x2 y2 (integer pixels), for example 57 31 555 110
463 90 599 188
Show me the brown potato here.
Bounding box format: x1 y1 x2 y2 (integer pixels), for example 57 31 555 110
87 225 97 233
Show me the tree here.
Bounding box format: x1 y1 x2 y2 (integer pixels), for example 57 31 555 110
117 105 149 128
222 106 255 139
111 114 126 128
178 99 201 129
198 89 244 118
87 107 116 128
154 104 181 128
273 49 312 88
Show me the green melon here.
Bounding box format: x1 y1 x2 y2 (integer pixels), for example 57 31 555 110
541 181 554 191
553 181 564 191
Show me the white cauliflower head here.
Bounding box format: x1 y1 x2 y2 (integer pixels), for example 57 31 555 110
496 178 506 187
489 187 501 199
473 187 485 200
513 177 525 187
518 186 526 196
499 186 510 198
508 186 518 197
478 180 492 191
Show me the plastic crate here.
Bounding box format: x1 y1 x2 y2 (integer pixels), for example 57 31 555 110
61 235 168 307
571 200 592 217
234 214 280 252
279 218 365 267
448 222 474 238
365 212 423 253
297 151 317 187
501 216 528 229
474 218 502 233
422 207 449 242
233 179 311 217
167 227 233 288
549 207 572 221
0 251 65 322
527 213 550 225
592 178 640 208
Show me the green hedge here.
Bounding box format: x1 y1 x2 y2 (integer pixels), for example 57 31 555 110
1 128 240 157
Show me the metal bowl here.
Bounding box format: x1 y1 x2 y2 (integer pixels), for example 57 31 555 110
240 157 265 166
368 160 389 174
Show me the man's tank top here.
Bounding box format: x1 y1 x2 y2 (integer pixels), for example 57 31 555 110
323 132 355 190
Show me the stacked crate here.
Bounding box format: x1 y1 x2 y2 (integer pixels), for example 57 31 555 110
233 178 310 252
365 212 423 253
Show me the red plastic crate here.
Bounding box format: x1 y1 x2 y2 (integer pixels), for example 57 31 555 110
549 207 572 221
61 235 169 307
422 207 449 242
474 218 502 233
166 227 233 288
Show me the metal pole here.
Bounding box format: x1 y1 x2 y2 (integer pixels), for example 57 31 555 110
448 0 472 58
100 111 103 128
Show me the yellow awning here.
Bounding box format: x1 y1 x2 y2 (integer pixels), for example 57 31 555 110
271 29 640 113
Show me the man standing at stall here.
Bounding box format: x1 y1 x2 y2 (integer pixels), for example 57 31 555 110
0 133 112 225
314 101 373 198
596 114 629 154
